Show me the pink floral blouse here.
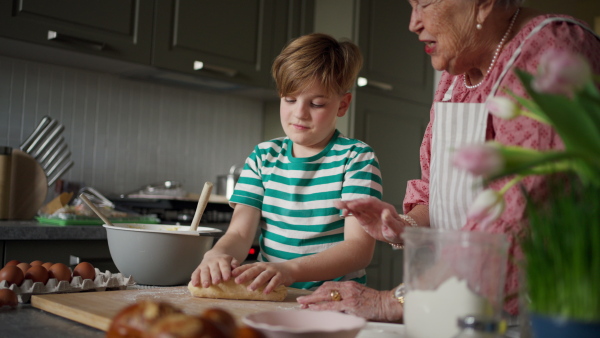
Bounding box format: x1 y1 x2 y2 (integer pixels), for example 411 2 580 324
403 15 600 315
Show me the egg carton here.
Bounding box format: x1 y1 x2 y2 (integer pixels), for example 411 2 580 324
0 268 136 303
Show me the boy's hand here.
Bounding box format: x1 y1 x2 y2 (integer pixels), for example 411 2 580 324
190 251 240 288
231 262 293 294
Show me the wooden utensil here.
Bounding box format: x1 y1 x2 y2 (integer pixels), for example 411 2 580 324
79 193 114 226
190 182 213 231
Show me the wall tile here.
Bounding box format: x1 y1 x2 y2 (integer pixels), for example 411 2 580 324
0 55 264 198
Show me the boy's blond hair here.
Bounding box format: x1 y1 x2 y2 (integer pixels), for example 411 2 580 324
272 33 363 97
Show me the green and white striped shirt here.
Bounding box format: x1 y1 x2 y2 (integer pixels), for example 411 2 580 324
230 130 383 289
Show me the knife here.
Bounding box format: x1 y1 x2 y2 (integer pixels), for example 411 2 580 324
19 116 51 151
47 160 74 186
25 119 58 155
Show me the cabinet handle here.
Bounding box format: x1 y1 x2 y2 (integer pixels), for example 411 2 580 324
357 77 393 91
47 30 106 51
193 61 238 77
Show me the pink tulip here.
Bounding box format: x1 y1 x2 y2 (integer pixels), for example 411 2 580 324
452 143 504 177
467 189 505 227
486 96 520 120
532 49 591 97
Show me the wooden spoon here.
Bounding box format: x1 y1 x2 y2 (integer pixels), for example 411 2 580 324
190 182 213 231
79 193 114 226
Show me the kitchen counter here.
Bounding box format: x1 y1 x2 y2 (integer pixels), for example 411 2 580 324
0 220 119 269
0 220 229 269
0 220 109 240
0 220 229 240
0 303 104 338
1 286 407 338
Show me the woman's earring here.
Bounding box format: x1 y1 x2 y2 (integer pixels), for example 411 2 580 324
476 22 483 30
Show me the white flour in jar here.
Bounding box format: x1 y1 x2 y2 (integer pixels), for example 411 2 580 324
404 276 493 338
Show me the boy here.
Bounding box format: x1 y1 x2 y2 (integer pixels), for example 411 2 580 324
190 33 383 294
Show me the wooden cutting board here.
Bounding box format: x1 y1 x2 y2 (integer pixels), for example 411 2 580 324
31 286 312 331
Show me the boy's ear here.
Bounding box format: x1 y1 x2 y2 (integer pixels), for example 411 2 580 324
337 93 352 117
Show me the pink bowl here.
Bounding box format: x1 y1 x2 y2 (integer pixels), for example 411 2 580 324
242 310 366 338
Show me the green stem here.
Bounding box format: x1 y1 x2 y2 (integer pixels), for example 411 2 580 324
499 175 524 194
527 161 574 174
521 110 551 125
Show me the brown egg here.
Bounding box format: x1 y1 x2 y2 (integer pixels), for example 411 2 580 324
73 262 96 281
16 262 31 276
30 260 44 266
4 260 20 267
0 289 18 308
41 262 53 270
25 265 50 284
0 265 25 286
48 263 72 282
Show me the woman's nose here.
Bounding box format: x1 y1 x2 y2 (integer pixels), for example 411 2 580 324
408 7 422 34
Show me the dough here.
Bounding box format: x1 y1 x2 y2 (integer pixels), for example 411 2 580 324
188 279 287 301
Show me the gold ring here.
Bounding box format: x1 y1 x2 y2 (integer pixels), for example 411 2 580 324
330 289 342 302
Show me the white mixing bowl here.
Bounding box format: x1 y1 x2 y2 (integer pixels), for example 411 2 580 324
103 223 221 286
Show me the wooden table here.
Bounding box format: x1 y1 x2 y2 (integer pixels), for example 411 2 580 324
31 286 312 331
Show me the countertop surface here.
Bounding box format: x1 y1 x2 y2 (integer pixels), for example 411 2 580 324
0 220 229 240
0 220 109 240
0 293 407 338
0 303 104 338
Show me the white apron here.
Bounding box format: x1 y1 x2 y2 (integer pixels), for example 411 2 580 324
428 17 598 230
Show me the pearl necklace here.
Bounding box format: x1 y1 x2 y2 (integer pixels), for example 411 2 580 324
464 8 520 89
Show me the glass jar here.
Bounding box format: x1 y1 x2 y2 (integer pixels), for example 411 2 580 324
402 227 509 338
453 315 505 338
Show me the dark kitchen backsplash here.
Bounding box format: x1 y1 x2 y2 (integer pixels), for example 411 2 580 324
0 55 264 197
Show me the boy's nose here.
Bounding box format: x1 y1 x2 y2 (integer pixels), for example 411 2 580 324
293 104 310 119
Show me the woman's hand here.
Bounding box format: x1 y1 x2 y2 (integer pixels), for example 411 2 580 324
296 281 403 322
190 251 240 288
335 198 405 244
231 262 293 294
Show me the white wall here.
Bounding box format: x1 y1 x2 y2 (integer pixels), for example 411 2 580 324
0 55 264 197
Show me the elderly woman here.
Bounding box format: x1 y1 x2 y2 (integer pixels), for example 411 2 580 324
297 0 600 323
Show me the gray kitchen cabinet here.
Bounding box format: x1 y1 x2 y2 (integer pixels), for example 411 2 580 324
354 90 429 211
354 1 433 292
0 0 314 91
357 0 434 104
0 0 154 64
366 241 404 291
353 91 426 286
353 0 432 210
356 90 429 291
152 0 314 89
